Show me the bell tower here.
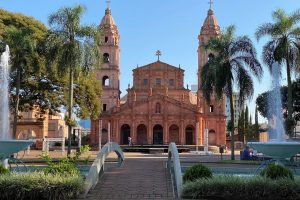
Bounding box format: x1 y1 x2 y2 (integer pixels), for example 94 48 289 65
197 7 221 114
98 3 120 112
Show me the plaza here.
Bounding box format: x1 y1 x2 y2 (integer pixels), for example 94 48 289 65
1 0 300 199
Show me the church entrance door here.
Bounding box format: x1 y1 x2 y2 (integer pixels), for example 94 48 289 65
153 124 163 145
185 126 194 145
120 124 131 145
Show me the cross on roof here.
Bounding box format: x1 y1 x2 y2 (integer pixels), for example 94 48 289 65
106 0 111 9
208 0 213 9
156 50 161 61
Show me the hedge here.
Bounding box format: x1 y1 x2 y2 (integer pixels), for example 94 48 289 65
0 172 84 200
182 175 300 200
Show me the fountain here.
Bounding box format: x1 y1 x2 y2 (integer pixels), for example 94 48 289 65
0 45 33 167
248 62 300 159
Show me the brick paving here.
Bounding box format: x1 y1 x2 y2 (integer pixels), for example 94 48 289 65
83 156 175 200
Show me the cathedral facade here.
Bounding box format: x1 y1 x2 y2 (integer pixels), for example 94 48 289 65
90 6 226 146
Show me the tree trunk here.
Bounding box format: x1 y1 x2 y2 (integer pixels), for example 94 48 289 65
67 68 74 155
228 84 235 160
12 61 21 139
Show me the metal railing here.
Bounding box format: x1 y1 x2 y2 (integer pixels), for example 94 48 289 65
167 142 183 198
83 142 125 197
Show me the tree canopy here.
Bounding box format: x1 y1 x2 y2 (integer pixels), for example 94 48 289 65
256 79 300 120
1 8 102 139
0 8 47 41
200 25 262 160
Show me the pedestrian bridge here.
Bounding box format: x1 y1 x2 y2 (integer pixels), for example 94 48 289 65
80 142 181 200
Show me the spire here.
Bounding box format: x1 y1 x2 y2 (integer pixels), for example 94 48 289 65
199 2 220 36
100 1 117 27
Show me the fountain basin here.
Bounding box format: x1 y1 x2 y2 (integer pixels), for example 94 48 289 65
0 140 34 160
248 142 300 159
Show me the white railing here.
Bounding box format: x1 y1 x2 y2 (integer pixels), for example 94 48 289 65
83 142 125 197
167 142 183 198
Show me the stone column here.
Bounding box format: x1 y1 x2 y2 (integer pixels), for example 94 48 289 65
132 120 135 144
108 122 111 143
148 120 152 144
116 119 119 144
180 119 184 145
199 118 204 145
164 121 168 145
196 121 199 151
99 120 102 149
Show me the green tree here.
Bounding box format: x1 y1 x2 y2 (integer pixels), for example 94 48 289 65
0 8 47 41
73 72 101 119
256 79 300 137
47 5 101 155
256 9 300 133
3 27 37 138
1 9 66 138
200 25 262 160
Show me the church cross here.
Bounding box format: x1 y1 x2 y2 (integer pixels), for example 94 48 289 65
156 50 161 61
106 0 111 9
208 0 213 9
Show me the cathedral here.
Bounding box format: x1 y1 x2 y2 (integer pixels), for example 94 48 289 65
90 5 226 147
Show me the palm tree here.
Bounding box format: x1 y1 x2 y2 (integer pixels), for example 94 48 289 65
256 9 300 133
200 25 262 160
4 27 36 138
47 5 100 155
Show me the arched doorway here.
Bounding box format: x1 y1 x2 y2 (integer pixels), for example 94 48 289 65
185 126 195 145
169 125 179 144
153 124 163 145
208 129 217 145
137 124 147 145
101 128 108 144
120 124 131 145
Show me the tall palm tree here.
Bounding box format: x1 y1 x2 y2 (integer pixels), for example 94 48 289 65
256 9 300 133
4 27 36 138
201 25 262 160
47 5 100 155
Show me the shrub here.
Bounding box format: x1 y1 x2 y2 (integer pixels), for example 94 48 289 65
0 164 9 175
260 163 294 180
182 175 300 200
72 145 90 161
0 172 84 200
43 159 80 176
183 164 212 183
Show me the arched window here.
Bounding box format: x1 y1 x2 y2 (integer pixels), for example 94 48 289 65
155 103 161 113
102 76 109 86
105 36 108 43
208 53 215 61
103 53 110 63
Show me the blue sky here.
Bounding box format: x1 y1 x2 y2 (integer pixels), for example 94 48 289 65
1 0 299 123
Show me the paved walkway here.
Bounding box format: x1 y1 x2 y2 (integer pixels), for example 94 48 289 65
84 156 175 200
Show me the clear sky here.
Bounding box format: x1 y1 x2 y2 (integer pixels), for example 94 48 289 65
1 0 299 123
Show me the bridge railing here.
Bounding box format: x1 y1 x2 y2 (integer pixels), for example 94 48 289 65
83 142 125 197
167 142 183 198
